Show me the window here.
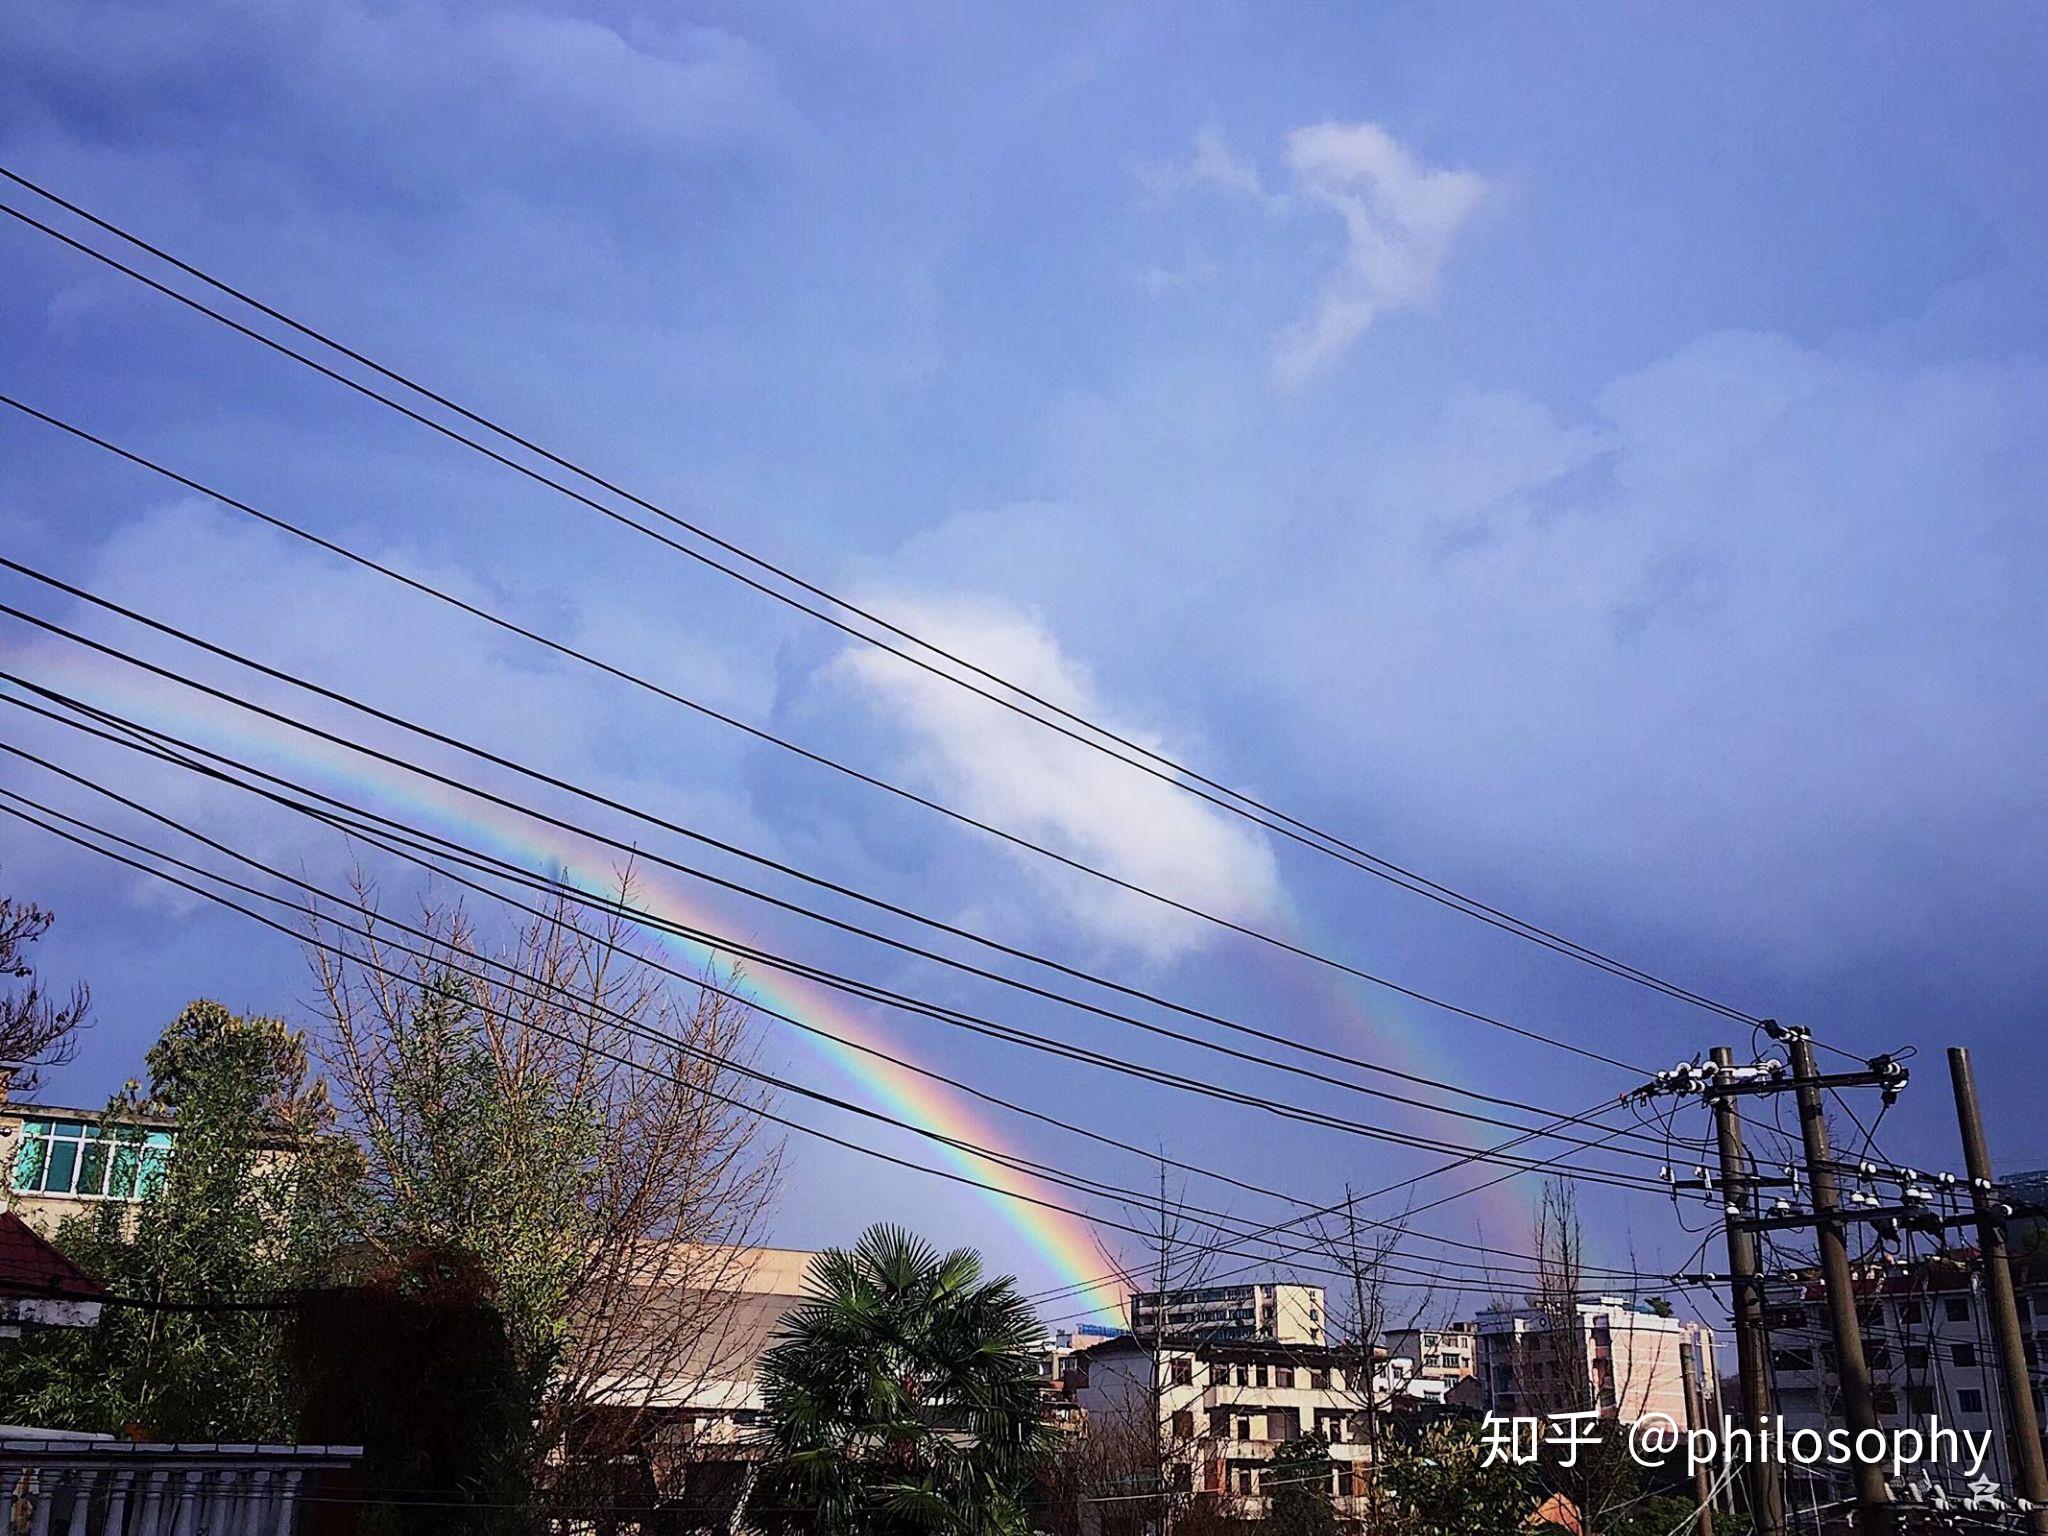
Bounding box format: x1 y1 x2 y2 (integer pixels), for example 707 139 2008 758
1897 1299 1923 1325
1310 1368 1330 1390
1233 1364 1248 1387
10 1119 172 1200
1953 1344 1978 1369
1945 1298 1971 1324
1235 1418 1252 1442
1771 1348 1814 1372
1234 1465 1256 1496
1908 1387 1935 1414
1959 1389 1984 1415
1255 1364 1269 1387
2019 1297 2033 1322
1275 1366 1294 1389
1907 1346 1929 1369
1171 1357 1193 1387
1171 1410 1194 1440
1172 1465 1192 1495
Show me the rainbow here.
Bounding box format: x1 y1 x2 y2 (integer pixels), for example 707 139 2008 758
6 633 1536 1324
7 643 1137 1318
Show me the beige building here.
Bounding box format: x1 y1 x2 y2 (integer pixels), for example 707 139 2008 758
1382 1322 1478 1393
1128 1281 1326 1344
1 1099 175 1236
1474 1296 1718 1429
1065 1332 1376 1525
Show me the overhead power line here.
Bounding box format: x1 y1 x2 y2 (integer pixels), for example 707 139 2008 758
0 791 1702 1302
0 390 1649 1073
0 678 1680 1194
1 720 1677 1292
0 166 1762 1031
0 568 1683 1158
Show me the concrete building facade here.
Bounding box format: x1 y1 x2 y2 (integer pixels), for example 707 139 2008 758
1474 1296 1718 1429
1064 1333 1374 1523
1762 1255 2048 1501
1128 1282 1326 1345
1382 1323 1478 1394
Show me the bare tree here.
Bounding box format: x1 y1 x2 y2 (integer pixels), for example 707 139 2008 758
1079 1161 1224 1536
1520 1178 1659 1536
1316 1188 1429 1530
0 886 88 1094
304 868 782 1497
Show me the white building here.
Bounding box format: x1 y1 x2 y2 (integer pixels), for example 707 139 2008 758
1762 1256 2048 1501
1474 1295 1719 1429
1064 1332 1383 1526
1382 1322 1479 1399
1128 1282 1326 1344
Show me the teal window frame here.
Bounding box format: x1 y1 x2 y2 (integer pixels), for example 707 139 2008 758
10 1118 172 1200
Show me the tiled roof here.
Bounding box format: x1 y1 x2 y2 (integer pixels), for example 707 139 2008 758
0 1212 106 1300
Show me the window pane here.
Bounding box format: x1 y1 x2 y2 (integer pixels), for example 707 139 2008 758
103 1135 139 1199
137 1132 172 1197
43 1135 79 1195
77 1133 111 1198
12 1123 51 1192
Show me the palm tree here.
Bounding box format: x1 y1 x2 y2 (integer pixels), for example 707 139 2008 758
751 1224 1056 1536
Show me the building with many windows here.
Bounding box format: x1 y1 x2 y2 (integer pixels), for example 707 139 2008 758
1382 1322 1479 1397
1128 1282 1326 1344
1473 1295 1718 1430
1063 1331 1375 1526
1762 1252 2048 1502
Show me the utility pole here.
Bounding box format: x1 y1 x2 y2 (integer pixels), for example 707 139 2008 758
1949 1047 2048 1536
1678 1332 1716 1536
1710 1046 1786 1536
1786 1029 1894 1535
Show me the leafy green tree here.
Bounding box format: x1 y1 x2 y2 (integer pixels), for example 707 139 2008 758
1381 1421 1535 1536
751 1224 1055 1536
0 1000 354 1438
1269 1432 1340 1536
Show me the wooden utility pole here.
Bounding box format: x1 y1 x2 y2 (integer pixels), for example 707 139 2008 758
1678 1332 1716 1536
1710 1046 1786 1536
1786 1029 1894 1535
1948 1048 2048 1536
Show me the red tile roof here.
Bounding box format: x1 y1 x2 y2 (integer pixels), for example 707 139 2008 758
0 1212 106 1300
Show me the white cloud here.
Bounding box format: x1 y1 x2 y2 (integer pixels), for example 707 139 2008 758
1135 125 1271 204
1273 122 1490 386
1140 122 1490 386
827 593 1282 963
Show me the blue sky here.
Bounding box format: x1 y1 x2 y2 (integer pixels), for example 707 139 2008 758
2 2 2045 1313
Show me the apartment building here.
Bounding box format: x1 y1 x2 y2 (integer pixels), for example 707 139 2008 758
0 1099 175 1235
1064 1332 1378 1527
1383 1322 1478 1394
1762 1253 2048 1500
1128 1281 1326 1344
1474 1296 1718 1429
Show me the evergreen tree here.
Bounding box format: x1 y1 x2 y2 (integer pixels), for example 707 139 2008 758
1381 1422 1535 1536
0 1000 353 1438
1268 1432 1341 1536
750 1225 1055 1536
